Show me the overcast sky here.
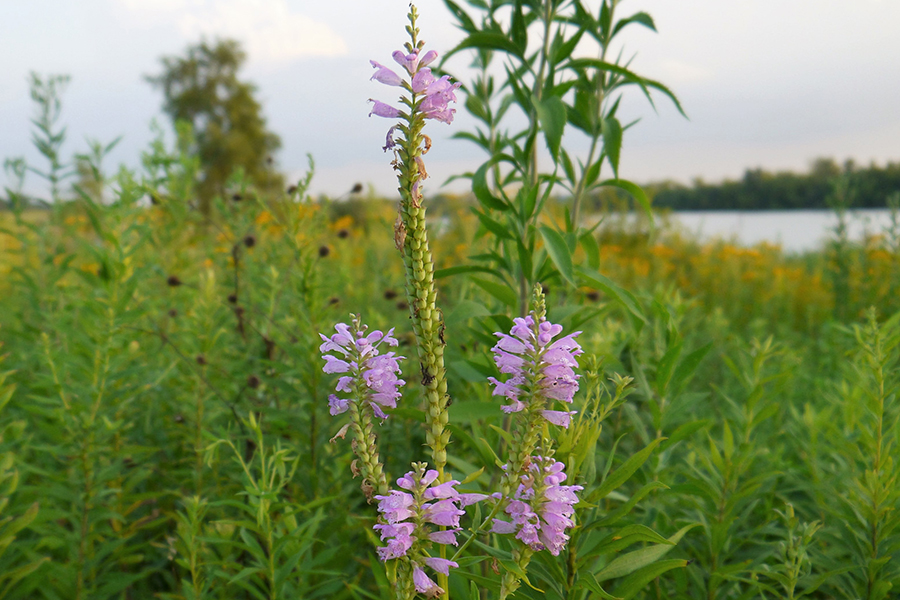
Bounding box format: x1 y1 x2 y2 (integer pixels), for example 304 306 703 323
1 0 898 198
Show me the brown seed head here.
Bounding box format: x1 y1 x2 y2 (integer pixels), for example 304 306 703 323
586 290 600 302
287 185 298 195
167 275 182 287
195 354 206 366
337 229 349 239
168 308 178 318
384 289 398 300
328 296 340 305
350 182 363 194
243 235 256 248
227 294 238 304
247 374 261 389
232 193 243 202
318 245 330 257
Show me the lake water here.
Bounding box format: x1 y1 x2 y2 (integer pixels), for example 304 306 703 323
658 209 897 253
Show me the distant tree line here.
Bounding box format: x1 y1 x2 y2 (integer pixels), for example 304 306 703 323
644 158 900 211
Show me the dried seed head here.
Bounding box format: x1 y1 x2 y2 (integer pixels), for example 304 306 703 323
227 294 238 304
195 355 206 366
287 185 298 195
328 296 340 305
350 182 363 194
247 374 261 389
318 245 330 257
586 290 600 302
167 275 182 287
232 193 243 202
384 289 398 300
168 308 178 318
396 301 409 311
243 235 256 248
337 229 349 239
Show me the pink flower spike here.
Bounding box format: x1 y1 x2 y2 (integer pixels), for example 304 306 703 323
370 60 402 86
423 556 459 576
368 99 401 119
542 410 577 428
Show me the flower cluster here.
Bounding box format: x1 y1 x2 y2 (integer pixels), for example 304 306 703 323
491 457 583 556
374 466 487 597
488 315 583 427
368 47 461 131
320 322 404 420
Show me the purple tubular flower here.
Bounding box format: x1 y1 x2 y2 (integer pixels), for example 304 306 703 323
392 49 420 74
411 67 435 93
413 566 444 597
368 99 401 119
428 529 461 545
541 409 577 428
328 395 350 416
370 60 402 86
487 314 583 418
423 479 460 499
320 322 404 422
423 556 459 576
492 457 583 556
419 49 438 68
423 499 465 527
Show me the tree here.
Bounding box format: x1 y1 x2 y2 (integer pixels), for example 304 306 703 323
148 39 283 213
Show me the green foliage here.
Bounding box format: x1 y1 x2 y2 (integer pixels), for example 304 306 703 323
441 0 681 315
147 39 284 214
649 157 900 211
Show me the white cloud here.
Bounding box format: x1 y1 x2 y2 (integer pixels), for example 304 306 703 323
117 0 347 62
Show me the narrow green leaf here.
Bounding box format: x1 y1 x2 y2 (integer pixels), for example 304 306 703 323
472 277 517 308
596 525 696 582
475 210 513 240
592 437 663 502
580 231 600 271
539 225 575 286
447 32 524 60
446 299 492 325
597 178 654 230
578 267 646 327
655 340 683 396
670 342 713 394
602 117 623 178
435 265 497 280
614 559 689 599
534 96 567 162
473 158 511 211
576 573 621 599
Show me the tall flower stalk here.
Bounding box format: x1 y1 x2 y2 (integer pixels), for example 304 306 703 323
320 318 404 499
368 5 460 479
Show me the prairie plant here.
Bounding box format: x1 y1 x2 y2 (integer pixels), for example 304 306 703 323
315 5 686 599
825 310 900 600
